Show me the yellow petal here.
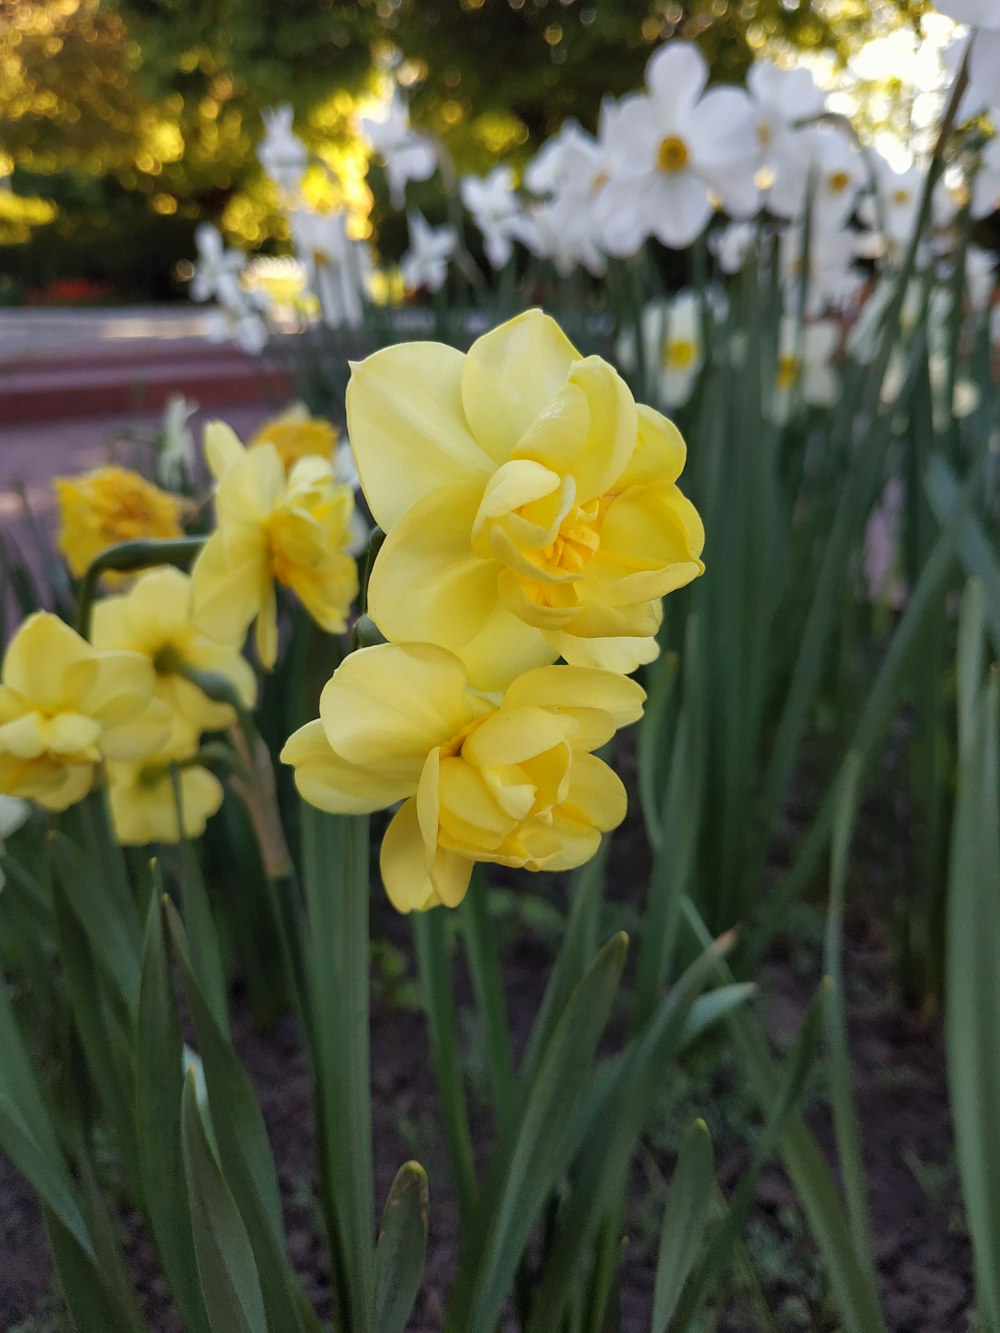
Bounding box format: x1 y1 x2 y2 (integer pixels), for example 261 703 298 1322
204 420 246 482
281 719 406 813
380 796 472 913
561 751 628 833
2 613 94 708
461 310 580 464
545 628 661 674
366 485 502 655
0 753 95 812
501 667 646 747
74 650 157 725
462 706 571 769
101 699 174 761
346 342 492 530
0 712 54 759
558 356 637 502
319 643 473 780
191 531 264 644
437 755 516 853
616 404 687 488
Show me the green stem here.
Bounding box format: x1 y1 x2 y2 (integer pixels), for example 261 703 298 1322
459 872 516 1146
76 536 205 638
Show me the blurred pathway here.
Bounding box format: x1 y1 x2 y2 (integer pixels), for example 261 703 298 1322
0 305 288 427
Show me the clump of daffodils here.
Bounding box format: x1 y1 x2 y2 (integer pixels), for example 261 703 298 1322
55 465 187 583
284 309 705 910
249 403 339 472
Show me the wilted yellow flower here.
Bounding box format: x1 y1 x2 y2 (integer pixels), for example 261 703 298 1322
107 722 223 845
191 423 359 670
55 466 186 583
249 403 338 472
0 612 167 812
347 309 705 690
281 642 644 912
92 566 257 732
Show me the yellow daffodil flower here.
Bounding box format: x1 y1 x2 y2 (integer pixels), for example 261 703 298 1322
0 612 167 812
55 465 186 584
92 566 257 732
249 403 338 472
281 642 645 913
107 720 223 844
347 309 705 690
191 423 359 670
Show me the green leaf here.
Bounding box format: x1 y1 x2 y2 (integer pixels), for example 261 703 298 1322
0 1094 91 1255
651 1119 715 1333
49 831 141 1017
946 670 1000 1333
180 1073 268 1333
135 887 210 1333
449 932 627 1333
372 1161 430 1333
165 900 316 1333
300 807 376 1330
44 1207 146 1333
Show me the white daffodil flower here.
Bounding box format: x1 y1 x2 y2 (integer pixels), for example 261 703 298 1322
190 224 245 304
617 291 705 408
401 212 457 293
747 61 826 208
769 316 839 425
206 302 269 356
461 166 524 270
258 104 309 196
360 94 436 209
710 220 757 274
291 209 370 329
597 41 759 253
768 126 864 228
517 194 607 277
157 395 197 490
779 207 862 317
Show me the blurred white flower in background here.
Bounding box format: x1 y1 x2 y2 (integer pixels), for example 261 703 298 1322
964 245 997 311
769 316 840 425
710 220 757 274
617 291 705 408
291 209 370 329
360 94 437 208
460 166 524 269
206 299 269 356
598 42 759 252
157 395 197 490
401 212 457 293
190 224 245 305
257 105 309 197
779 206 863 317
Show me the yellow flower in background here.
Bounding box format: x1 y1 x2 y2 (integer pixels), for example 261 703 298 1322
55 466 186 584
191 422 359 670
249 403 338 472
92 566 257 732
347 309 705 690
0 612 167 812
282 642 645 912
107 720 224 845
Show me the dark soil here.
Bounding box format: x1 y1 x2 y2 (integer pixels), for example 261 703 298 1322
0 874 974 1333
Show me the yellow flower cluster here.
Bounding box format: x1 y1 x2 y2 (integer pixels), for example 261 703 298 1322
55 465 186 584
283 310 706 912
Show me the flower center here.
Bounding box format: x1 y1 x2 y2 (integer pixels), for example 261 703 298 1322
528 496 605 580
657 136 689 174
827 169 851 194
891 188 911 206
776 354 800 391
664 338 697 372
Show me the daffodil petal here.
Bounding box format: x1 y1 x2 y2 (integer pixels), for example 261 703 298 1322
347 342 492 530
2 613 93 707
502 667 646 744
204 420 246 481
281 718 408 813
461 309 580 464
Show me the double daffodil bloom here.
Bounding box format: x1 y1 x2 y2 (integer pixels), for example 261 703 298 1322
347 309 704 690
0 613 166 811
281 642 645 912
191 423 359 670
54 465 187 584
92 566 257 732
107 720 224 845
